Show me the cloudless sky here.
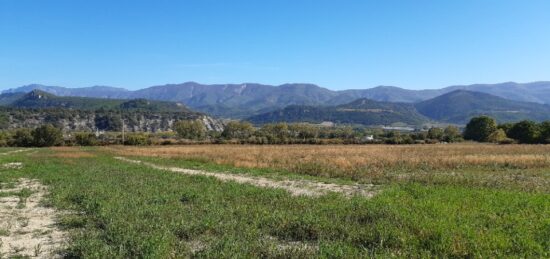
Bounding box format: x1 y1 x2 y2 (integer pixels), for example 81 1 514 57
1 0 549 90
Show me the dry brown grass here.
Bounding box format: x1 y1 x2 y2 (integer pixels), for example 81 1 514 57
105 144 550 191
47 147 96 158
107 143 550 171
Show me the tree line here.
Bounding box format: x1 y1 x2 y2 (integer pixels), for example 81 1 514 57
1 116 548 147
463 116 550 144
173 120 463 145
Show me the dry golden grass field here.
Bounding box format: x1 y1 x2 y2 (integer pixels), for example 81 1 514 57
106 143 550 192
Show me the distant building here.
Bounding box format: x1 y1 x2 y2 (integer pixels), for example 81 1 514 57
363 135 374 141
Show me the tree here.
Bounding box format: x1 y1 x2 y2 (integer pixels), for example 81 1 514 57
540 121 550 144
221 121 255 139
463 116 497 142
12 128 34 147
255 123 292 143
507 120 540 144
75 133 98 146
487 128 509 143
94 114 122 131
288 123 319 140
427 127 444 140
174 120 206 140
443 126 462 142
497 123 514 135
32 124 63 147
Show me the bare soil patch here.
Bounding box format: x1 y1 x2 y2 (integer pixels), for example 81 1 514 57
0 178 67 258
115 157 378 197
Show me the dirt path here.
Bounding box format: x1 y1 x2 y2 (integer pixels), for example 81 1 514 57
0 178 67 258
0 149 29 156
114 157 378 197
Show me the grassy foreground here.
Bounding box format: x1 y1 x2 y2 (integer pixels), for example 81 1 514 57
0 146 548 258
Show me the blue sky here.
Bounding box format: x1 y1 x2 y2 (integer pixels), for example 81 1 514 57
1 0 549 90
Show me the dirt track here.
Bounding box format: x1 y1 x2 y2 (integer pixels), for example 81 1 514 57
115 156 378 197
0 178 67 258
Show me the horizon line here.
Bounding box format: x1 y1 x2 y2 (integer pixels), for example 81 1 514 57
3 80 549 92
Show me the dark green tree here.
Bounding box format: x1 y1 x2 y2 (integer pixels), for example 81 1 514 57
540 121 550 144
497 122 514 135
463 116 497 142
507 120 540 144
12 128 34 147
32 124 63 147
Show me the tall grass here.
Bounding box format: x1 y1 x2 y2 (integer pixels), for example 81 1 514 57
107 144 550 192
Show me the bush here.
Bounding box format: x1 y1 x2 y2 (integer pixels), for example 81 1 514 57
221 121 255 139
75 133 98 146
427 127 444 140
487 129 508 143
32 125 63 147
443 126 462 142
11 128 34 147
124 133 151 146
174 120 207 140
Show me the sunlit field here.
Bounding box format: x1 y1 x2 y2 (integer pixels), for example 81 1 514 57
107 144 550 192
0 144 548 257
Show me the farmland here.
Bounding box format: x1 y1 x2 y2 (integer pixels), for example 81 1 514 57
0 144 549 257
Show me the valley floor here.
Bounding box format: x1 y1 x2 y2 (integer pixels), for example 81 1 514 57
0 144 548 257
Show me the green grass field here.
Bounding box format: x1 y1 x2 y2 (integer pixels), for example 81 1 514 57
0 146 548 258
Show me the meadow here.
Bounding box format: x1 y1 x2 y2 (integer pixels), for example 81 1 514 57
0 144 548 257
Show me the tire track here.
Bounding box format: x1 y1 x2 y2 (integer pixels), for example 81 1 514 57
114 156 378 197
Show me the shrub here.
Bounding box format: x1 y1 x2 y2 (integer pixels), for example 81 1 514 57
32 124 63 147
11 128 34 147
75 133 98 146
124 133 151 146
487 129 509 143
174 120 207 140
427 127 444 140
221 121 255 139
443 126 462 142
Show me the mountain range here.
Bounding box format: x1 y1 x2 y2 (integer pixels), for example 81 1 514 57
414 90 550 124
248 90 550 125
0 90 193 113
247 98 429 126
4 81 550 118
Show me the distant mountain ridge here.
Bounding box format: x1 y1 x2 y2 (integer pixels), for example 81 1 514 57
0 90 224 132
4 81 550 118
247 98 430 126
414 90 550 124
0 90 193 113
